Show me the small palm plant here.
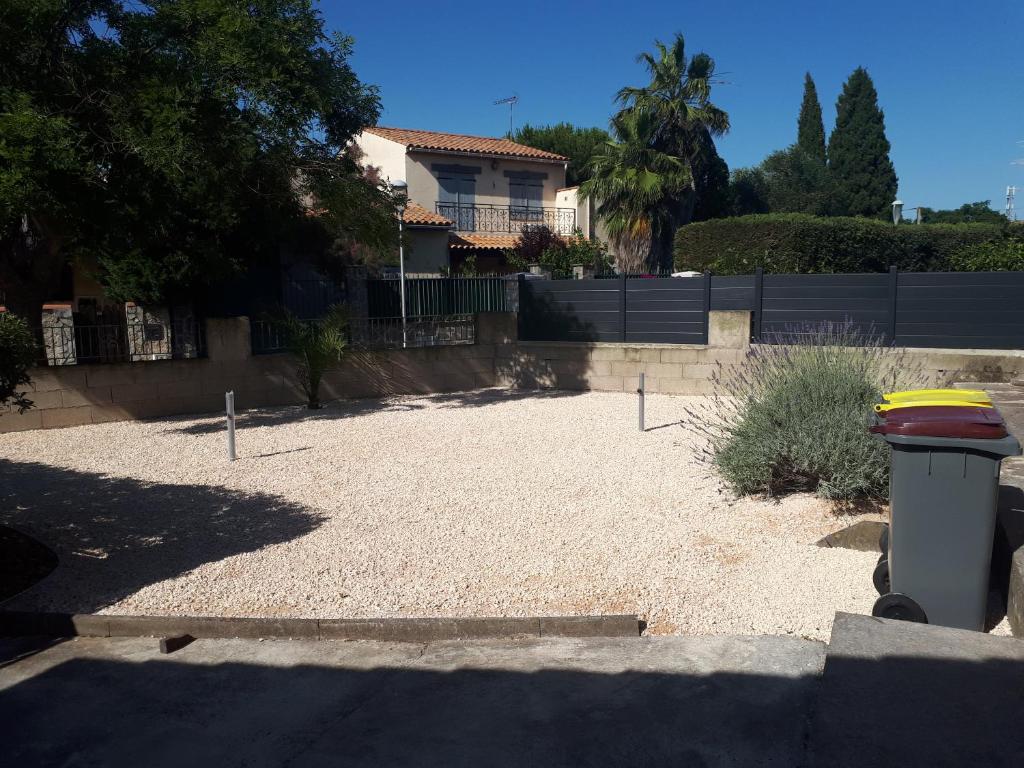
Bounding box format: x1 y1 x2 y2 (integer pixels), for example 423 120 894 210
275 304 349 409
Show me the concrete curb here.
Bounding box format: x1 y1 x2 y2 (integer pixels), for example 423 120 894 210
0 612 640 643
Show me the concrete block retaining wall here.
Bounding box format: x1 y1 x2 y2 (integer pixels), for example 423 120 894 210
4 310 1024 432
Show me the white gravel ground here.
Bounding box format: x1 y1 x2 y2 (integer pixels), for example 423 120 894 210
1 390 895 640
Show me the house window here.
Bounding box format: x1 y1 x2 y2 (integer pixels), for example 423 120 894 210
437 172 476 229
509 176 544 224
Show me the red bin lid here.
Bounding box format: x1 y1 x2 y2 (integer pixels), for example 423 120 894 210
870 405 1008 439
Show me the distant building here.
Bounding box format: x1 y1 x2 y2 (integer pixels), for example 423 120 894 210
355 126 600 274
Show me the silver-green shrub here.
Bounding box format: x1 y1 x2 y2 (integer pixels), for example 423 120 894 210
685 323 932 499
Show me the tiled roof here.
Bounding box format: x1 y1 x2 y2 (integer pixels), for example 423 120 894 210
364 126 567 162
448 233 521 250
403 202 452 227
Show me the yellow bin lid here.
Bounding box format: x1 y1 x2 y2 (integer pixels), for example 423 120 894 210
881 388 990 404
875 399 995 413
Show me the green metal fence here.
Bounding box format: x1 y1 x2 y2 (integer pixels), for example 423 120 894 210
366 277 509 318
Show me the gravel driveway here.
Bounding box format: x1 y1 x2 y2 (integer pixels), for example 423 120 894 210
0 389 880 640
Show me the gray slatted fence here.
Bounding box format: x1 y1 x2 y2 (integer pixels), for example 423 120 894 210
519 269 1024 350
519 275 709 344
761 272 892 342
895 271 1024 349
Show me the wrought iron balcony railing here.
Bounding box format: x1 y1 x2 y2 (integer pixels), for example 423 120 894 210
436 202 576 234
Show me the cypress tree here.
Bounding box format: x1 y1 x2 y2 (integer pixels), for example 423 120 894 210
796 73 827 165
827 67 898 217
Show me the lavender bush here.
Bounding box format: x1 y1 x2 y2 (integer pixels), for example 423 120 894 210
684 322 935 500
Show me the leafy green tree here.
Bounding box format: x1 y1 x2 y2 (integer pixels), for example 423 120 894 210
728 167 770 216
275 304 349 409
919 201 1008 225
581 33 730 269
759 146 834 215
0 311 36 413
797 73 827 165
827 68 898 217
512 124 611 186
0 0 396 315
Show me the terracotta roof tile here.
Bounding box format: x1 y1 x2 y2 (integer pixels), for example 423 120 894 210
449 233 521 250
364 126 567 162
403 202 452 227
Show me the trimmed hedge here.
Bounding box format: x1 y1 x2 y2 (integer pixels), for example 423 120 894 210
673 213 1006 274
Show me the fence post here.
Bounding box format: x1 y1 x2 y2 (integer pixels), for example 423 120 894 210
703 271 712 343
619 274 627 342
753 267 764 341
225 391 236 461
888 265 899 346
517 274 526 340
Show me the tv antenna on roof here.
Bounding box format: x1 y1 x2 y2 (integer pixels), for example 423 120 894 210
494 95 518 137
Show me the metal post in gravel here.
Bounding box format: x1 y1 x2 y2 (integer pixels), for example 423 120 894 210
225 391 236 461
638 373 645 432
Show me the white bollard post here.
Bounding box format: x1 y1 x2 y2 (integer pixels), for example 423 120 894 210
225 390 236 461
638 372 645 432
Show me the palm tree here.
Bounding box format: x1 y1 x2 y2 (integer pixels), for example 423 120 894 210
275 304 349 409
579 109 691 272
581 33 730 270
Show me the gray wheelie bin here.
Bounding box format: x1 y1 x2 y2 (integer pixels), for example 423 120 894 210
869 404 1020 630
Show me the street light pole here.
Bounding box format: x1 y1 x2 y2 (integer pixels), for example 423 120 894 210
392 180 408 348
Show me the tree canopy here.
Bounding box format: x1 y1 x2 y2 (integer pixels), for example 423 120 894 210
796 73 826 165
919 201 1007 225
827 67 897 217
580 33 730 270
512 123 610 187
0 0 395 313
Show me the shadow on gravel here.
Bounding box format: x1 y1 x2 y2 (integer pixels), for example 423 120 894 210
164 397 427 436
164 388 584 436
0 459 326 614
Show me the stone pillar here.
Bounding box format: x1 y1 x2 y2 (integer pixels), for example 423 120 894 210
528 264 551 279
126 303 172 362
172 304 200 359
572 264 595 280
206 316 252 362
708 310 752 349
41 303 77 366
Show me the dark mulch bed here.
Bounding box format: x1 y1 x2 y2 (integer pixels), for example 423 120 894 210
0 526 57 603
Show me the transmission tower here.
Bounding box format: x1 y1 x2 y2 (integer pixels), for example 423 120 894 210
1008 186 1017 222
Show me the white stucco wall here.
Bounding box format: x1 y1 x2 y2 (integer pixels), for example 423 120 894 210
353 131 408 185
404 151 567 210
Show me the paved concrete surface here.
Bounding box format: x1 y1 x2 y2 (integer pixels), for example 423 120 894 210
0 634 824 767
975 383 1024 634
806 612 1024 768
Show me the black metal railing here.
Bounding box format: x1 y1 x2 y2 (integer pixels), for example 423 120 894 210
251 315 475 355
366 277 510 318
350 315 475 349
34 317 206 366
436 202 575 234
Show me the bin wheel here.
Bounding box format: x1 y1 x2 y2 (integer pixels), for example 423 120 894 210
872 592 928 624
872 558 890 595
879 524 889 554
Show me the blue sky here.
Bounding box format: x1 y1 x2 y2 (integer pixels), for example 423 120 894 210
326 0 1024 212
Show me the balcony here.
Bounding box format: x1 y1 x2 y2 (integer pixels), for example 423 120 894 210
436 202 576 235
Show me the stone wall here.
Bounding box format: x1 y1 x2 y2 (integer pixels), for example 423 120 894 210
495 311 1024 395
5 310 1024 432
1 316 501 433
